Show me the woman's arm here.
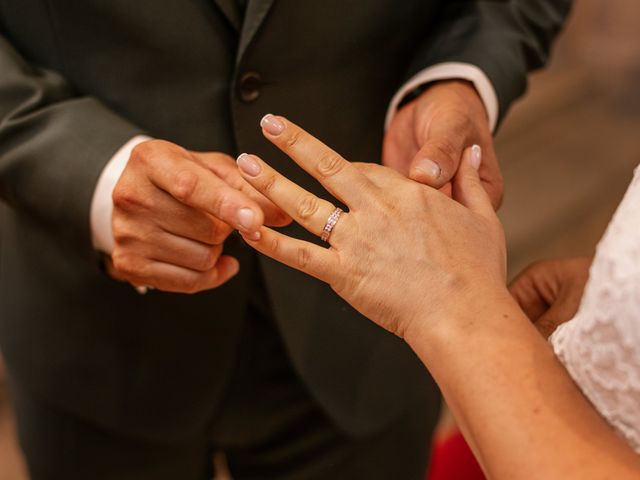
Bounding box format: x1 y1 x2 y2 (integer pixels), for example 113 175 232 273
236 115 640 479
408 290 640 480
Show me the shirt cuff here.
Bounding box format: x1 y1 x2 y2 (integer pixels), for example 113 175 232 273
385 62 499 132
90 135 152 254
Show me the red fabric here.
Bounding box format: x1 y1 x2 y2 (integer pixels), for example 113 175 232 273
426 431 485 480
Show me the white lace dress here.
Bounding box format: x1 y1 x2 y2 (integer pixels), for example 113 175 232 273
551 164 640 453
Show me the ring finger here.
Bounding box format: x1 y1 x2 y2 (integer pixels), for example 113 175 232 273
236 153 346 240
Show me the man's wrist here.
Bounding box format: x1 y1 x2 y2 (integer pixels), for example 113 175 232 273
385 62 499 131
423 79 490 124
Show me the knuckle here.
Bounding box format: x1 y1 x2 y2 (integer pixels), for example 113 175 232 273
296 246 312 269
196 248 219 271
130 141 153 164
296 194 320 220
429 140 458 165
316 152 344 178
408 181 428 198
112 228 132 246
354 162 377 175
284 129 303 150
111 218 138 245
260 173 277 195
111 251 137 276
172 170 199 203
130 140 172 166
182 275 203 294
269 235 279 254
112 184 144 211
134 139 184 157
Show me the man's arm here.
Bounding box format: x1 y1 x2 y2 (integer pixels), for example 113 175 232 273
383 0 573 207
405 0 573 124
0 35 288 292
0 34 143 261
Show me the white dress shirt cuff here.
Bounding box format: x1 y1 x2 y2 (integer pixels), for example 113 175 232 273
385 62 499 132
90 135 152 254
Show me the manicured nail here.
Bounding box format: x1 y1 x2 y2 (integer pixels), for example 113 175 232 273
471 144 482 170
239 230 261 242
237 208 256 231
415 159 441 180
237 153 261 177
260 114 285 136
247 230 261 241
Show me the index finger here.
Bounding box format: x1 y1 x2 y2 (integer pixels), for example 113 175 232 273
259 114 373 208
133 141 265 235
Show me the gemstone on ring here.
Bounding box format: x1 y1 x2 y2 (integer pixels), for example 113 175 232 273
321 208 344 242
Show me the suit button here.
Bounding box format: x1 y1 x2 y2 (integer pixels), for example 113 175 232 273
238 71 262 103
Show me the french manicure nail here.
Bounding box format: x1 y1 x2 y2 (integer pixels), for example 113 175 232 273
237 153 262 177
237 208 256 231
471 145 482 170
260 114 285 136
415 159 441 180
239 230 261 242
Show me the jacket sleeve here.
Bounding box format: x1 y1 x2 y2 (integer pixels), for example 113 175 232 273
0 35 144 261
406 0 573 125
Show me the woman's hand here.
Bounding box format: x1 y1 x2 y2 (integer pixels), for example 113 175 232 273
509 257 592 338
236 115 507 339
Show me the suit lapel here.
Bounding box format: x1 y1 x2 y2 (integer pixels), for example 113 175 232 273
236 0 276 63
213 0 243 31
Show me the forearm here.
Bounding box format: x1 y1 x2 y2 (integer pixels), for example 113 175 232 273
406 289 640 480
0 35 143 260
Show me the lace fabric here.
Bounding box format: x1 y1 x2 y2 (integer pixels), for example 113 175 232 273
551 165 640 452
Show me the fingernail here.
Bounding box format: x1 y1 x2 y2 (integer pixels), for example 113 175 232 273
239 230 261 242
260 114 285 136
471 145 482 170
237 208 256 231
237 153 261 177
415 159 441 180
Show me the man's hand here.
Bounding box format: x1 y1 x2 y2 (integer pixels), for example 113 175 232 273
383 80 503 209
107 140 291 294
509 257 592 338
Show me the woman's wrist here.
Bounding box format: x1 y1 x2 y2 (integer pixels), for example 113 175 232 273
403 285 521 360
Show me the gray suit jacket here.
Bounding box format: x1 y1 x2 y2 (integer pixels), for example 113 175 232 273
0 0 571 440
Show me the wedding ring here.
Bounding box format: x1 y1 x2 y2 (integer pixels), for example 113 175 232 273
321 208 344 243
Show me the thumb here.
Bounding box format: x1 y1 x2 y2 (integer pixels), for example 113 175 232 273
535 299 577 338
452 145 494 218
409 136 464 189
